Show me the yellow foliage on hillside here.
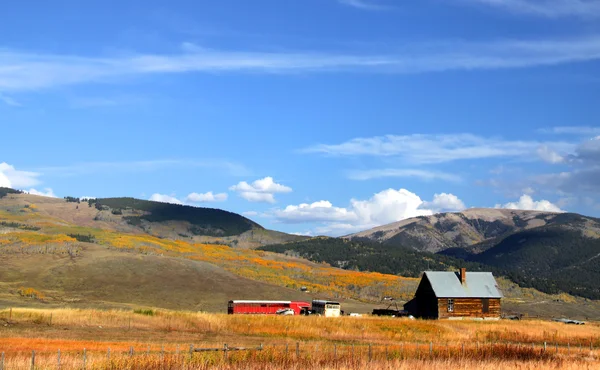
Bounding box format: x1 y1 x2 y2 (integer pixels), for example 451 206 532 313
17 287 45 300
0 232 76 246
0 211 416 301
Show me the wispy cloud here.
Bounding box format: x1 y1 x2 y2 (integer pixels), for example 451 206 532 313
69 95 144 108
347 168 462 182
4 35 600 91
37 159 250 177
337 0 390 10
465 0 600 18
539 126 600 135
0 93 21 107
302 133 575 164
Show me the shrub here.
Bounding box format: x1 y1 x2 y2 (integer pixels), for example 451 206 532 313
133 309 155 316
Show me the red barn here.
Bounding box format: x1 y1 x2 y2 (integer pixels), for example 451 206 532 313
227 300 311 315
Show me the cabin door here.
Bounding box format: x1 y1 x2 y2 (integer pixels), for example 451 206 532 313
482 298 489 314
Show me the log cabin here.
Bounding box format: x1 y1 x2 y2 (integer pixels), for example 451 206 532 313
404 268 502 320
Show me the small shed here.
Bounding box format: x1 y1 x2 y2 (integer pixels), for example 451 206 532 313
404 268 502 320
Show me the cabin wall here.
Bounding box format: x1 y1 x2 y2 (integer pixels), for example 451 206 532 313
437 298 501 319
412 275 440 319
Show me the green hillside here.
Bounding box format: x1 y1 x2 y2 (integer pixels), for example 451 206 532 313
0 187 23 199
96 197 262 237
259 237 492 277
468 226 600 299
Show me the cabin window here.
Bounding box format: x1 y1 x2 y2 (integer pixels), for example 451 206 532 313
482 299 489 314
447 299 454 312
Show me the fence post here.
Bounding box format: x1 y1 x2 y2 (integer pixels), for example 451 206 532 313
176 345 179 356
57 349 60 369
147 345 150 356
296 342 300 359
579 343 582 353
385 345 388 360
351 344 354 362
49 313 52 326
462 343 464 357
1 351 4 370
544 342 547 352
189 344 193 360
429 342 433 357
130 346 134 357
224 344 228 362
591 340 593 351
334 344 337 360
285 343 288 357
31 350 35 370
568 342 570 354
9 308 11 322
368 343 372 362
83 348 86 369
555 343 558 353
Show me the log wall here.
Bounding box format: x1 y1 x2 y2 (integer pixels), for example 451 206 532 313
437 298 501 319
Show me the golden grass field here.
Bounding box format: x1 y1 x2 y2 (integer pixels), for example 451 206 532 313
0 308 599 369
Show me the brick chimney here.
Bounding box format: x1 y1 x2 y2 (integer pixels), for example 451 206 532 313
459 268 467 284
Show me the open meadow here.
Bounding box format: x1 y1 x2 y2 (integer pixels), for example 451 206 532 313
0 308 599 369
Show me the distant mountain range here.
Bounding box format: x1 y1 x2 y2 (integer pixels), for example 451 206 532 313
263 209 600 300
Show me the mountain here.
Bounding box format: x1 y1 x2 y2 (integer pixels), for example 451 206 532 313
347 208 599 253
341 209 600 299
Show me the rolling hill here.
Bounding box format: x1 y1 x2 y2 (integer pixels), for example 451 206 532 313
2 188 600 319
0 190 409 313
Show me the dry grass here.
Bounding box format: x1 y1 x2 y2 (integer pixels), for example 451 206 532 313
0 308 599 369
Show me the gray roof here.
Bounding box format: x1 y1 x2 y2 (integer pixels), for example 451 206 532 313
423 271 503 298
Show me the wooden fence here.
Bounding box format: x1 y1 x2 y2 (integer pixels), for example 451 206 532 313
0 340 598 369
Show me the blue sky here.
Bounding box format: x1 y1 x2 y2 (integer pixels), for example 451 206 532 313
1 0 600 236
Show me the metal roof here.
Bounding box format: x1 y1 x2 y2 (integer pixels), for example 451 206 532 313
423 271 503 298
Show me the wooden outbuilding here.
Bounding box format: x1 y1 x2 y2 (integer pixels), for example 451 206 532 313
404 268 502 320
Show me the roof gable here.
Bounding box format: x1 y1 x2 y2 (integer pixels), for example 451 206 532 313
422 271 503 298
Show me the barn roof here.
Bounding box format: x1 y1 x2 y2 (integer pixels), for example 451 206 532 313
423 271 503 298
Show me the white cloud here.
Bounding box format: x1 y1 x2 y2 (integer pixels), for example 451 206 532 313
276 200 358 223
149 193 183 205
79 196 96 201
273 188 465 236
291 231 314 236
185 191 228 203
537 145 565 164
421 193 467 213
0 162 41 188
25 188 57 198
303 134 574 164
466 0 600 18
6 35 600 91
539 126 600 135
230 177 292 203
347 168 461 182
338 0 389 10
0 172 12 187
496 194 563 212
